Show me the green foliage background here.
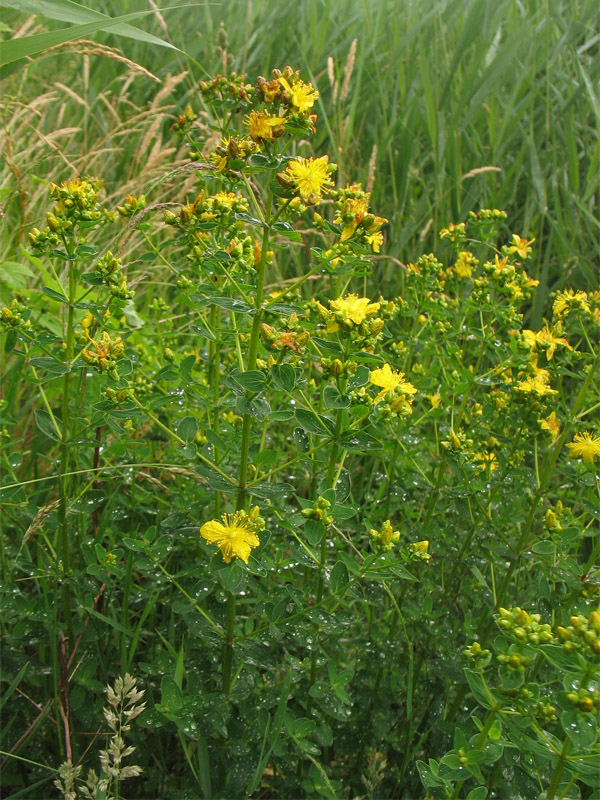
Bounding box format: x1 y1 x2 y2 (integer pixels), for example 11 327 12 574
0 2 599 799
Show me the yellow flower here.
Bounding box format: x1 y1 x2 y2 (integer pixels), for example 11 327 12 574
328 293 380 329
284 156 334 204
521 325 572 360
369 363 416 404
567 432 600 463
455 250 476 279
278 76 318 113
428 393 441 409
474 451 498 473
340 197 369 242
507 234 535 260
409 540 431 561
200 510 262 564
553 289 591 319
515 370 557 397
244 110 284 141
540 411 561 441
365 231 383 253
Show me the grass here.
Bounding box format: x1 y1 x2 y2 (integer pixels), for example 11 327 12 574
1 0 598 315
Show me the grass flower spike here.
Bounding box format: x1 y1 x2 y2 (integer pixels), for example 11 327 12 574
201 507 264 564
567 432 600 463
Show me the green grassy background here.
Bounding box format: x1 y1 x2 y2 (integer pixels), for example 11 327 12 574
2 0 599 318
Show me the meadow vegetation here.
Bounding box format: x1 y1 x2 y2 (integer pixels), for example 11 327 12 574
0 1 599 798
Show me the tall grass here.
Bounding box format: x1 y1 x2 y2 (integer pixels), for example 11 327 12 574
2 0 598 319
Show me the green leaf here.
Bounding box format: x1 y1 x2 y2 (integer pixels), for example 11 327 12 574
339 431 382 451
249 481 291 499
0 261 35 290
236 396 271 421
268 303 305 316
34 408 61 441
464 669 494 710
337 551 361 575
347 365 370 389
312 337 342 356
29 356 69 375
218 562 247 594
330 561 349 594
42 286 68 303
561 710 597 749
209 296 253 313
123 300 144 328
4 329 18 353
295 408 333 437
271 364 295 392
466 787 488 800
323 385 350 409
304 519 325 545
2 0 180 49
0 4 195 67
235 370 266 393
177 416 198 443
531 540 556 555
190 322 216 341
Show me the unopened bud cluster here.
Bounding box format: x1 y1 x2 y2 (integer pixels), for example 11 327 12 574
29 177 110 251
408 540 431 561
496 607 554 646
369 519 400 553
556 610 600 657
82 331 124 377
237 505 266 532
566 686 600 715
497 651 534 670
117 193 146 217
1 296 31 332
301 496 333 525
95 251 134 300
462 641 491 667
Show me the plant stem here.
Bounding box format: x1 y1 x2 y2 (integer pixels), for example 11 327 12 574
210 304 221 515
545 736 572 800
221 591 236 694
58 257 76 642
237 192 272 509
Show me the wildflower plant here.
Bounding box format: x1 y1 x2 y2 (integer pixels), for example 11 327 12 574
1 60 599 800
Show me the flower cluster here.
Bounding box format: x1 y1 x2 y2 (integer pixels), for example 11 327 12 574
82 331 125 376
28 177 110 249
0 296 31 333
94 251 135 300
496 607 554 646
332 183 388 253
369 363 416 415
369 519 400 553
556 610 600 657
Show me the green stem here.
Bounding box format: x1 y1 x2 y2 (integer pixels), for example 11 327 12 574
221 591 236 694
305 403 345 717
210 305 221 515
237 192 272 509
58 257 76 642
450 708 497 799
545 736 572 800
